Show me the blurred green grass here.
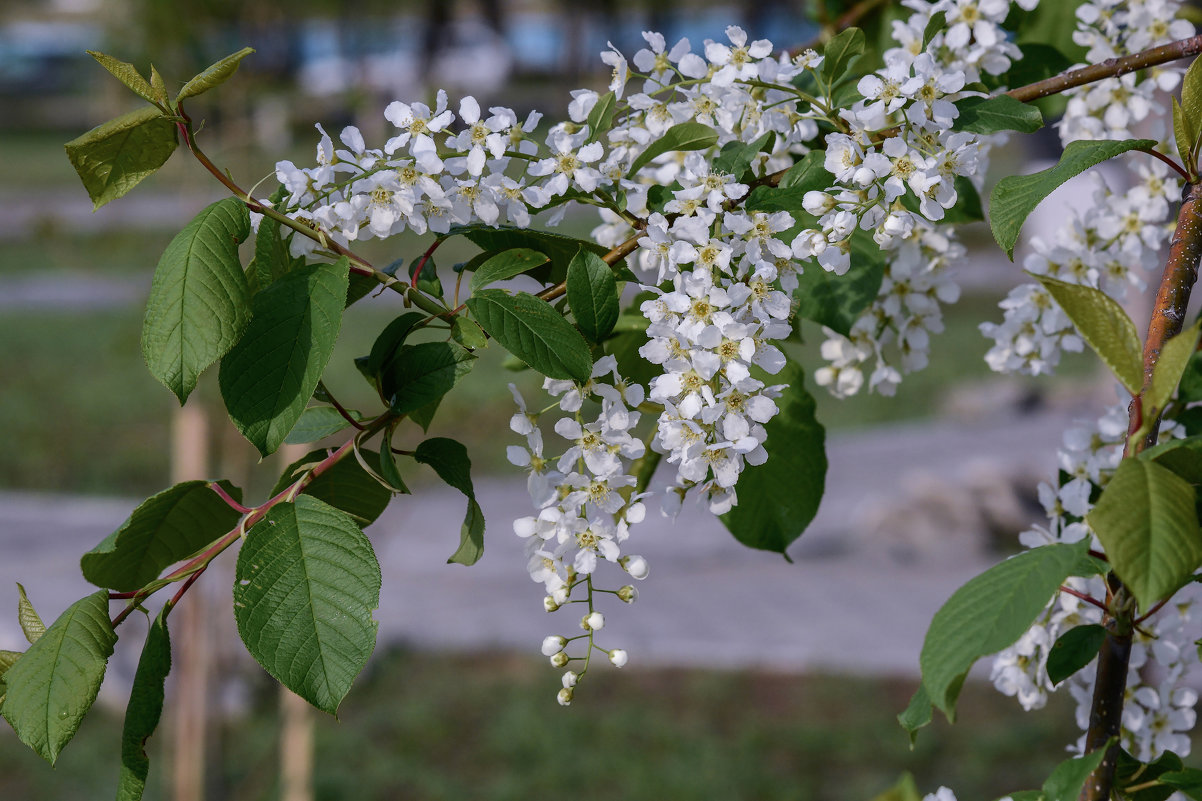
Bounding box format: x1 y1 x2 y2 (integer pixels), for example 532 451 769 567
0 648 1090 801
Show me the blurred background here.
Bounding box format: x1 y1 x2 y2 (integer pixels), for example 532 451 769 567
0 0 1185 799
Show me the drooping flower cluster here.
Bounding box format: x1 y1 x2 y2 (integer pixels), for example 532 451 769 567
803 0 1037 397
981 0 1190 374
508 357 650 704
989 402 1200 761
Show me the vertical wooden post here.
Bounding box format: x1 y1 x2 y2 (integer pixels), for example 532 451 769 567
278 443 314 801
170 400 210 801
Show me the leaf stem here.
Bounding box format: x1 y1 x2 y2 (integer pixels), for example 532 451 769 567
1138 146 1191 182
1058 585 1109 613
209 481 253 514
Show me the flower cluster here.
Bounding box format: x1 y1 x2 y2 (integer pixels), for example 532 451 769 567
990 402 1199 761
508 357 650 703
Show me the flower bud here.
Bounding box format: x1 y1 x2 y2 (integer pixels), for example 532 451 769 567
802 191 836 216
550 652 569 668
608 649 628 668
544 595 561 613
541 635 566 656
557 687 574 706
618 585 638 603
562 670 579 688
620 554 650 580
581 611 605 631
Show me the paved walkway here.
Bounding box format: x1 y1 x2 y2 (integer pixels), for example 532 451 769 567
0 406 1087 700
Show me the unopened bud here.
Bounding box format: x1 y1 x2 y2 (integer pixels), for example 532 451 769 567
544 595 561 612
620 555 649 580
581 611 605 631
550 652 569 668
541 635 566 656
562 670 579 688
608 649 628 668
618 585 638 603
557 687 574 706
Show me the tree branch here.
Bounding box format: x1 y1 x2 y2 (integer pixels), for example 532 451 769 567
1008 35 1202 103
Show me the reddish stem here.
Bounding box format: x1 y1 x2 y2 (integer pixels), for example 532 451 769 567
411 238 443 287
1138 147 1191 183
210 481 253 514
1059 585 1109 613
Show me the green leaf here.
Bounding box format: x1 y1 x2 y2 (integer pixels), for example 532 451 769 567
81 480 242 592
1148 320 1202 417
585 90 617 142
142 197 252 404
117 608 171 801
990 138 1156 259
922 12 946 50
712 132 775 180
176 47 255 102
450 225 610 285
233 495 380 714
0 591 117 764
627 122 719 177
246 195 304 294
822 27 866 85
953 96 1043 134
1033 274 1143 395
720 360 826 554
1162 768 1202 799
1042 743 1111 801
377 425 410 494
467 289 593 382
0 649 20 704
566 247 619 344
64 106 178 210
1182 55 1202 160
1116 748 1184 801
920 540 1090 718
777 151 833 192
272 449 392 527
219 259 349 457
468 247 550 292
149 65 168 106
897 685 932 748
1046 624 1105 685
871 772 922 801
450 316 488 350
284 406 360 445
380 341 476 416
1180 341 1202 404
16 583 45 645
1086 458 1202 612
793 233 886 336
355 311 427 389
414 438 485 565
87 51 157 105
1141 436 1202 484
1174 97 1194 173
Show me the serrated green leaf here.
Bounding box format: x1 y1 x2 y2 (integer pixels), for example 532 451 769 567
1087 458 1202 612
219 259 349 457
0 591 117 764
234 495 380 714
897 685 932 749
922 12 946 50
0 649 20 705
149 65 168 106
712 132 775 180
1034 274 1143 395
247 200 303 294
284 406 360 445
450 316 488 350
822 27 866 85
991 139 1156 259
777 151 832 191
793 232 886 336
628 122 719 177
1162 768 1202 799
176 47 255 102
566 247 619 344
468 248 550 291
1042 743 1111 801
1182 56 1202 161
65 106 178 210
87 51 157 105
414 438 485 565
16 583 45 645
585 90 617 143
355 311 427 389
380 341 476 416
1174 97 1194 174
1149 320 1202 417
720 361 826 554
953 96 1043 134
142 197 252 404
81 480 242 592
1141 436 1202 484
272 449 392 527
920 540 1090 718
1046 623 1105 685
117 608 171 801
467 289 593 382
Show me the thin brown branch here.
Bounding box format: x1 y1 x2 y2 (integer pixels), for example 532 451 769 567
1009 35 1202 103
